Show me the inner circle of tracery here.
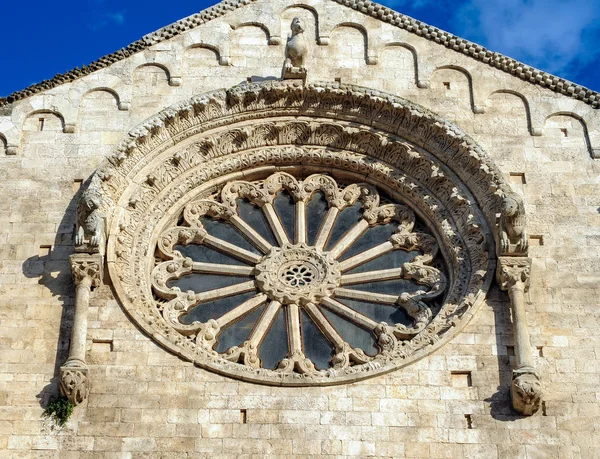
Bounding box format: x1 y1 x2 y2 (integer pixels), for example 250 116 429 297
255 243 340 305
95 81 505 385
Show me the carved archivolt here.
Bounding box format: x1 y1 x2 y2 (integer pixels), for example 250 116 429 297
83 81 511 384
96 81 514 227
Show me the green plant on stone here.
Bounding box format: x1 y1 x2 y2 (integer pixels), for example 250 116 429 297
43 396 74 426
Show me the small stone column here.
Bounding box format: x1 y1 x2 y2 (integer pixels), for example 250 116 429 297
60 253 102 405
497 257 543 415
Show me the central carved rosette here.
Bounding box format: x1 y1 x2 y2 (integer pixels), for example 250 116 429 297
255 243 340 305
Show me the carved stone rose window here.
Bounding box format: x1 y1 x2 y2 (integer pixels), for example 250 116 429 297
153 172 447 374
82 81 507 386
65 52 539 409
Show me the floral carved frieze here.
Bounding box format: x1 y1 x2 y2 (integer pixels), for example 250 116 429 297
90 81 520 236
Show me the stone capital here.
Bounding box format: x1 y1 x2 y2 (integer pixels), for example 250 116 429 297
496 257 531 292
70 253 103 288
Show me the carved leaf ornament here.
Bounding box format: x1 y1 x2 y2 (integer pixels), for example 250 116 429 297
90 81 506 385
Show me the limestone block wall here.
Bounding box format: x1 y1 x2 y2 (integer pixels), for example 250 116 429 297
1 0 599 457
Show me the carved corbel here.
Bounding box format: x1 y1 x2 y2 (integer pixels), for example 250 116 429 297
60 253 103 405
169 76 183 87
497 257 543 415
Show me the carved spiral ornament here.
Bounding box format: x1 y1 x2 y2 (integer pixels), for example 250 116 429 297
98 81 498 385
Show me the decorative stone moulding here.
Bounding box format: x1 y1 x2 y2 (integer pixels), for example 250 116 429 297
82 80 528 385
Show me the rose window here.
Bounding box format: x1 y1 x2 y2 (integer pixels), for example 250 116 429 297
152 172 447 374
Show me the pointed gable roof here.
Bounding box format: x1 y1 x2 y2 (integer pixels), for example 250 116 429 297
1 0 598 108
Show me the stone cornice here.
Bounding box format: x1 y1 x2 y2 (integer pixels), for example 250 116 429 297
0 0 598 109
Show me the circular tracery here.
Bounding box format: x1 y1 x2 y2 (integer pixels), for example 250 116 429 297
152 172 449 378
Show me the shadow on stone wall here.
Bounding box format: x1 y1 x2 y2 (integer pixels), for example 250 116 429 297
22 190 78 409
239 75 279 85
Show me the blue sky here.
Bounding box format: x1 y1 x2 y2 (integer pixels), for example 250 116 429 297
1 0 599 97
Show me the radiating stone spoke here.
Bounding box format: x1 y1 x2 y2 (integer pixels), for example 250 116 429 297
340 267 404 285
247 300 282 346
320 297 379 330
314 207 339 250
295 201 306 244
329 219 370 259
287 303 303 353
230 215 273 253
335 287 398 305
216 293 268 328
191 262 254 276
196 280 257 303
203 234 262 264
304 302 345 347
339 241 394 272
262 203 290 245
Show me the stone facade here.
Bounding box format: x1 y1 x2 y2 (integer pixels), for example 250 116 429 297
1 0 599 457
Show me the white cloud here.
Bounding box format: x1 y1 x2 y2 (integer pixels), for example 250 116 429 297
88 10 126 31
108 12 126 25
454 0 600 77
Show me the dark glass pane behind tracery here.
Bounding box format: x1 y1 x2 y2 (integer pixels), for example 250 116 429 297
340 223 398 261
325 202 363 251
180 291 257 325
306 192 328 245
273 191 295 242
301 310 334 370
258 307 288 370
168 272 251 293
176 244 250 266
345 249 420 274
348 278 423 296
319 306 378 357
236 198 278 246
200 218 260 254
338 298 413 327
215 304 265 353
